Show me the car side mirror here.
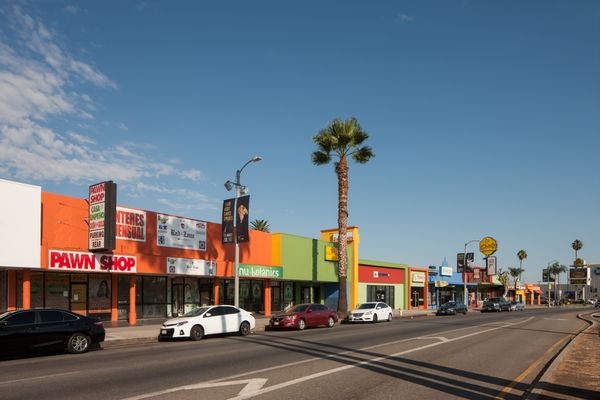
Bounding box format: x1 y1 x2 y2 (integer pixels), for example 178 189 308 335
204 313 212 317
306 309 312 313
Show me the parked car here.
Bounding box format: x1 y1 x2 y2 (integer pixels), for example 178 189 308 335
159 305 255 341
0 309 105 357
509 301 525 311
481 297 511 312
348 302 393 323
436 301 468 316
269 303 338 330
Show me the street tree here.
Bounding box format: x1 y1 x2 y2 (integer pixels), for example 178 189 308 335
250 219 271 232
312 117 374 317
497 268 510 298
517 249 527 281
571 239 583 260
548 261 567 303
509 267 525 299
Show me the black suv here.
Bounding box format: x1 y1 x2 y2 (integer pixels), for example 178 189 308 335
0 309 105 356
481 297 511 312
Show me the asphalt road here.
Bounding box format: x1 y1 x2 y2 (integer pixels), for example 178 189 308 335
0 307 588 400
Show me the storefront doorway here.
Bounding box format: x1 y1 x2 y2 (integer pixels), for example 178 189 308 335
172 283 184 316
411 287 425 308
367 285 395 307
70 283 87 316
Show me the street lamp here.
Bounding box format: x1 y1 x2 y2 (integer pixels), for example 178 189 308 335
224 156 262 307
463 239 479 308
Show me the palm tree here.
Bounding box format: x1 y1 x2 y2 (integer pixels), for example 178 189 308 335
517 250 527 281
572 239 583 261
509 267 525 300
312 117 374 317
547 261 567 304
250 219 271 232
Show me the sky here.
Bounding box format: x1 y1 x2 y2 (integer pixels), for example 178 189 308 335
1 1 599 284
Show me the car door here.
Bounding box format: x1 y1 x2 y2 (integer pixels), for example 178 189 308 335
304 305 318 327
31 310 70 351
312 304 327 325
203 306 225 335
223 306 242 333
375 303 385 320
0 311 36 355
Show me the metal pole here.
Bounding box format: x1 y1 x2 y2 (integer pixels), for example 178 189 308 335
463 243 468 308
234 169 241 308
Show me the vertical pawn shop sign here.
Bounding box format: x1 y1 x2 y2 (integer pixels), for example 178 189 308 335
88 181 117 252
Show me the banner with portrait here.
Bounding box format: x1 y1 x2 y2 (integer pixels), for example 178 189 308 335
236 195 250 243
88 274 111 313
222 198 235 244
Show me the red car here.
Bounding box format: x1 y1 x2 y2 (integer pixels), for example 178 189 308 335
269 303 338 330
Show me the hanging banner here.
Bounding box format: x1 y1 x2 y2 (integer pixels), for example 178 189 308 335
486 256 497 276
236 195 250 243
222 198 235 244
157 214 207 251
167 257 216 276
116 207 146 242
457 253 465 273
88 181 116 252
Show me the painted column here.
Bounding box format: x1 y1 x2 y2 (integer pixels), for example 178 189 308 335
7 270 16 311
111 274 118 321
264 280 271 316
350 227 360 314
213 280 220 305
22 270 31 310
423 272 428 309
129 275 136 325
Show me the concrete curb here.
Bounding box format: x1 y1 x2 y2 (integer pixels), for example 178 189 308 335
524 312 596 400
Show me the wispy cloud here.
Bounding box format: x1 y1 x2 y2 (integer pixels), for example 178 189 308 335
63 5 79 14
395 14 415 23
0 5 206 194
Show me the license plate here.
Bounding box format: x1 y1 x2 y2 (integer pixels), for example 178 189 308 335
161 329 167 334
274 322 279 326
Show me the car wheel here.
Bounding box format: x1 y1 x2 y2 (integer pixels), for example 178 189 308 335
327 316 335 328
372 314 378 323
297 318 306 330
190 325 204 341
239 321 251 336
66 333 90 354
387 313 392 322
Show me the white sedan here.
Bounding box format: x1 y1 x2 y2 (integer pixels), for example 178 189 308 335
158 305 255 340
348 302 393 323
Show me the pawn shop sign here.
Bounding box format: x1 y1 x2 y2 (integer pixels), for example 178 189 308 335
479 237 498 256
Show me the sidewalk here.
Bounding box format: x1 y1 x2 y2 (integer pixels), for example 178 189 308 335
102 308 436 347
527 312 600 399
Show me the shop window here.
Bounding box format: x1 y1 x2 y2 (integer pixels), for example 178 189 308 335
45 273 69 309
30 272 44 308
283 282 294 310
88 274 111 315
141 276 166 318
367 285 395 309
0 271 6 311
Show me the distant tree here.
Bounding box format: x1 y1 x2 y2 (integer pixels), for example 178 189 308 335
517 250 528 281
571 239 583 260
497 268 510 298
509 267 525 298
250 219 271 232
312 117 374 318
547 261 567 303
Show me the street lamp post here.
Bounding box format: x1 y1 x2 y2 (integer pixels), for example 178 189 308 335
463 239 479 308
225 156 262 308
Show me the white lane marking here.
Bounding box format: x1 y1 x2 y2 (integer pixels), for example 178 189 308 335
543 318 568 321
121 378 268 400
416 336 449 342
228 317 535 400
0 372 78 386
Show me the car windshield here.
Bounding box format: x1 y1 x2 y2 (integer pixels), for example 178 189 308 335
0 311 12 320
183 307 210 317
443 302 457 307
488 298 502 302
357 303 377 310
288 305 309 313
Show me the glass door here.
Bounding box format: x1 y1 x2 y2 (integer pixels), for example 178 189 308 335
172 283 184 316
71 283 87 316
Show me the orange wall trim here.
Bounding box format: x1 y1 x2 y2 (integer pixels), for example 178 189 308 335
111 275 118 321
22 270 31 310
129 275 136 325
7 270 16 311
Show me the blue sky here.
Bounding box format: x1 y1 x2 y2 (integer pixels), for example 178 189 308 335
1 1 599 283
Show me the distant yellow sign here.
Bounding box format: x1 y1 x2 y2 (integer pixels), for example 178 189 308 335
325 246 339 261
479 237 497 256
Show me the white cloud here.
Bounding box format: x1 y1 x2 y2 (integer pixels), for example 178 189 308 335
0 6 208 196
118 122 128 131
63 5 79 14
395 14 415 23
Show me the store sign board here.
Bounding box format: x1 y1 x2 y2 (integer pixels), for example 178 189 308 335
486 256 497 276
157 214 207 251
88 181 116 252
569 268 590 285
412 271 426 283
116 207 146 242
48 250 136 273
479 236 497 256
325 246 338 261
166 257 216 276
332 231 354 242
238 264 283 279
440 266 453 276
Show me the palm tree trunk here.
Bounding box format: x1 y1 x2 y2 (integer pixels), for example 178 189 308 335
337 155 349 318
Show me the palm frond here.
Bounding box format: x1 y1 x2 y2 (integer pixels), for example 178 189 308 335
312 151 331 165
351 146 374 164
